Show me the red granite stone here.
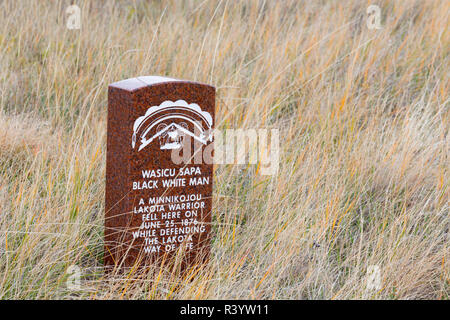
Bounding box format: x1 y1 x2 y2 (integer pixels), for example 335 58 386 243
105 76 214 270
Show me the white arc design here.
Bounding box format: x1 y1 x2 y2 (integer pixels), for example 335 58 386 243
132 100 213 152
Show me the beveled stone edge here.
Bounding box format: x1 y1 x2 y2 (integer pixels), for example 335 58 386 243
109 76 215 92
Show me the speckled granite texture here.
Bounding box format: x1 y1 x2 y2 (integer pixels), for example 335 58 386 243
105 77 215 270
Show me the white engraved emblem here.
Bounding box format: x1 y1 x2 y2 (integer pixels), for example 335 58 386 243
132 100 213 152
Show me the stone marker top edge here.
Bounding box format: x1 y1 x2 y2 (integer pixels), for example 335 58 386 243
109 76 215 92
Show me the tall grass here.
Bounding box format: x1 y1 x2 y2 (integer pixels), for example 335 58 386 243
0 0 448 299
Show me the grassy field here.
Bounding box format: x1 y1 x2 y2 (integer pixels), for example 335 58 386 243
0 0 448 299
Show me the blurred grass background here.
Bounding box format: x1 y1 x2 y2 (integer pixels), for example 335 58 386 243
0 0 448 299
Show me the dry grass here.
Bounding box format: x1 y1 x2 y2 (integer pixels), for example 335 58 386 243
0 0 448 299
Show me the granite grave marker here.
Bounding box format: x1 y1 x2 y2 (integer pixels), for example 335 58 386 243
105 76 214 269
